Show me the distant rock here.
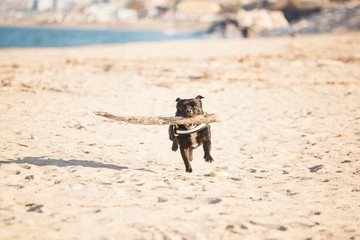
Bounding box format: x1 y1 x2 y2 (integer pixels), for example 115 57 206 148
237 9 289 35
262 2 360 36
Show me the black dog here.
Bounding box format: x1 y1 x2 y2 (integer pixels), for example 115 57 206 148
168 95 213 173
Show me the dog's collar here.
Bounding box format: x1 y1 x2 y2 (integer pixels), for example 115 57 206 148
174 123 208 135
173 111 209 136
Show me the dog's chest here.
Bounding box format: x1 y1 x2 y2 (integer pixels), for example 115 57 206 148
189 133 201 148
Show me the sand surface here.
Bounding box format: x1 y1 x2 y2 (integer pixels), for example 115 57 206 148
0 33 360 239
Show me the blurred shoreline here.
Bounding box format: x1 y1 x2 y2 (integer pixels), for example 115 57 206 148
0 25 204 48
1 1 359 38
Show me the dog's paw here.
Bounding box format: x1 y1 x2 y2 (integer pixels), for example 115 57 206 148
204 156 214 163
171 141 178 152
186 168 193 173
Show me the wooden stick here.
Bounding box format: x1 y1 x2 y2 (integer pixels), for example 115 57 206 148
94 111 217 125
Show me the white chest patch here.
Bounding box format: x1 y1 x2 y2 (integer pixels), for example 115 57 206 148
190 133 200 148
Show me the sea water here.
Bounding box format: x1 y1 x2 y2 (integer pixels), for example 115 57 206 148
0 26 202 48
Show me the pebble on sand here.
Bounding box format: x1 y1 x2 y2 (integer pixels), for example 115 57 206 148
209 171 229 177
30 135 38 140
69 183 84 190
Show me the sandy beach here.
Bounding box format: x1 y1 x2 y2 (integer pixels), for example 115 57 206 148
0 32 359 239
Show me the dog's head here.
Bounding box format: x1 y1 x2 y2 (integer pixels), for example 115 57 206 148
175 95 204 118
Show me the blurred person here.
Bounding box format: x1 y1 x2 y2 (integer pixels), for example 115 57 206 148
207 18 248 38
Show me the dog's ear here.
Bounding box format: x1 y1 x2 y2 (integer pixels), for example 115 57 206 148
176 97 181 102
195 95 204 100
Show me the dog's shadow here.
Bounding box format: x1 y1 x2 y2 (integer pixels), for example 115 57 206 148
0 156 128 171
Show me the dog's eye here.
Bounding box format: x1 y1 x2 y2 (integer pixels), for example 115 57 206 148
178 106 184 111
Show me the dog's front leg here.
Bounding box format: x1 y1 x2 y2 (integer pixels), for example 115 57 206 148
180 146 192 173
203 139 214 163
171 139 178 152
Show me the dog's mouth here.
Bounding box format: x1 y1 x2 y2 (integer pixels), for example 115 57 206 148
185 112 202 118
177 113 195 118
177 108 202 118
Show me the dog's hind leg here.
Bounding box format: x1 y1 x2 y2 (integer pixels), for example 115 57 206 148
180 147 192 173
189 148 193 162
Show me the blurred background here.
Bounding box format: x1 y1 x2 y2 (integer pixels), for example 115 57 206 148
0 0 359 47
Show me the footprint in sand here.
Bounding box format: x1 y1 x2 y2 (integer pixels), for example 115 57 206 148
309 164 323 173
208 198 222 204
26 203 44 213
